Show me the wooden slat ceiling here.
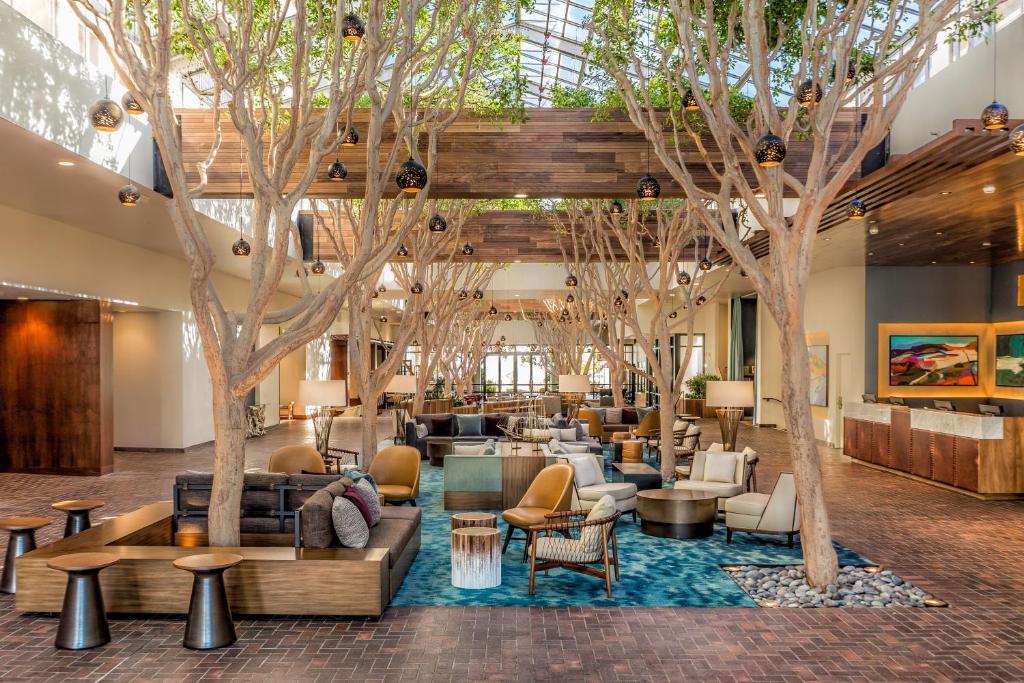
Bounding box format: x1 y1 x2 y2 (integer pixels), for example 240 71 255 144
180 108 859 199
728 120 1024 267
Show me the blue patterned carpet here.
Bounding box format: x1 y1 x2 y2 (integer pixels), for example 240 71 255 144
391 453 867 608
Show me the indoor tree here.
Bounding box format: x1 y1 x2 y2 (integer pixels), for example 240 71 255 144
69 0 513 545
591 0 996 584
439 311 500 400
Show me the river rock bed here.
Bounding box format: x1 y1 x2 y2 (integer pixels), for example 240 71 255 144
724 565 944 608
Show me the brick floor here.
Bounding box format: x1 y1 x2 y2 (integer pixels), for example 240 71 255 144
1 419 1023 682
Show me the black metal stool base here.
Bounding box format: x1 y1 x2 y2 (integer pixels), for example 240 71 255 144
63 511 92 538
183 570 237 650
55 570 110 650
1 530 37 594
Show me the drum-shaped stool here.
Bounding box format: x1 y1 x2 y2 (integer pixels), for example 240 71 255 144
47 552 119 649
173 553 243 650
0 517 50 594
621 440 644 464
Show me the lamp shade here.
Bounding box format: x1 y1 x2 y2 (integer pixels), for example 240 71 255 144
558 374 590 394
705 380 754 408
386 374 417 394
298 379 346 407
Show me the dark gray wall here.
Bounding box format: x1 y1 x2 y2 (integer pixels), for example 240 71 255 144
990 261 1024 322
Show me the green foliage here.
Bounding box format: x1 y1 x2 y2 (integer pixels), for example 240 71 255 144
549 84 599 108
685 373 720 400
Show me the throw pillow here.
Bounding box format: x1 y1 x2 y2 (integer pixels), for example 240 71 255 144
565 454 602 487
506 416 521 432
580 494 617 554
341 469 378 492
452 443 488 455
331 495 369 548
621 407 638 424
704 451 738 484
483 413 508 437
604 407 623 424
685 423 700 437
456 414 483 437
547 438 567 454
579 422 590 437
549 427 577 442
342 486 374 527
354 477 382 527
707 442 725 452
672 419 689 432
562 443 591 454
300 489 336 549
324 480 348 498
415 423 429 439
429 415 455 437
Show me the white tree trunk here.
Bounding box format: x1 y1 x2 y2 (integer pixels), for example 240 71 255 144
207 386 247 547
361 405 378 468
658 402 676 481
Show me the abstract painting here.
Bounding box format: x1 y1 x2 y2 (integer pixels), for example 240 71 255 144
996 333 1024 387
808 345 828 406
889 335 978 386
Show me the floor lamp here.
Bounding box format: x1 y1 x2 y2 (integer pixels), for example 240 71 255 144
386 374 417 445
705 381 754 452
558 374 591 421
298 380 347 457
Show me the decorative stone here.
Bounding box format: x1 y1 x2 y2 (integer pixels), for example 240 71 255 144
724 565 942 608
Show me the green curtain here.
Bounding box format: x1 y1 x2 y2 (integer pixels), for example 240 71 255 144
729 297 744 381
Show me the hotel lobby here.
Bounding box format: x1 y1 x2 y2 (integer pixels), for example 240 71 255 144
0 0 1023 680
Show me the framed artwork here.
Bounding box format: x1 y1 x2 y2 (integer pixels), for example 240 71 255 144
808 344 828 407
996 333 1024 387
888 335 978 387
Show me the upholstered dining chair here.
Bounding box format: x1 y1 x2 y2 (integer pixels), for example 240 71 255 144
268 445 326 475
527 494 623 598
577 408 605 442
368 445 421 505
501 463 575 561
631 409 660 440
725 472 800 547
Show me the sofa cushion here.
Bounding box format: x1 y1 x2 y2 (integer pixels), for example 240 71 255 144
456 414 483 437
342 486 374 527
331 496 369 548
707 442 725 452
561 443 591 454
621 407 638 424
430 415 455 437
301 489 337 549
365 516 418 567
452 440 497 455
483 413 508 437
547 439 566 454
604 407 623 424
578 481 636 502
705 452 739 484
285 473 344 509
549 427 577 442
724 492 769 517
325 479 349 498
380 505 422 523
674 480 743 498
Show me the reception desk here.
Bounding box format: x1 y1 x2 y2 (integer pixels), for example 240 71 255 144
843 403 1024 498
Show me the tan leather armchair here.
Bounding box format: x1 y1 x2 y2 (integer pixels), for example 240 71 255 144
631 409 660 439
577 408 605 442
268 445 325 475
368 445 421 506
501 463 575 560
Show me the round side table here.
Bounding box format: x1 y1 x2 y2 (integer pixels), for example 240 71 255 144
51 500 105 537
0 517 50 594
450 512 497 531
451 527 501 589
47 552 119 649
173 553 243 650
636 489 718 539
610 431 631 463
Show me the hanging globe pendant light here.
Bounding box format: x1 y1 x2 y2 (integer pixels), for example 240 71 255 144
327 158 347 181
504 313 513 321
669 310 678 319
683 88 699 112
696 296 707 306
462 243 475 256
341 127 359 146
755 133 786 167
118 183 141 207
566 293 575 304
458 289 468 300
410 282 424 294
342 14 365 42
379 315 388 323
614 296 623 308
847 198 867 219
311 259 326 275
472 289 484 300
698 257 713 271
610 199 624 215
396 157 428 193
121 92 144 115
232 238 251 257
428 214 448 232
565 273 578 287
89 97 124 132
982 101 1009 130
797 79 822 108
636 174 660 201
488 304 498 316
677 270 691 286
397 244 409 257
1010 123 1024 155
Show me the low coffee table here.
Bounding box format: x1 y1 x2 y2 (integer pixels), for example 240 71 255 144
427 439 452 466
636 489 718 539
612 462 662 491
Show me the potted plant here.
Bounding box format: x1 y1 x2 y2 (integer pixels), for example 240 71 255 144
684 373 721 418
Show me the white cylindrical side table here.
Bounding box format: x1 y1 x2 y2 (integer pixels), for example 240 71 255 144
451 526 501 589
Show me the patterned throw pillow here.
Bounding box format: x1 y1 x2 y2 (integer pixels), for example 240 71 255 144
341 469 378 492
342 486 374 527
331 495 369 548
415 423 429 439
354 477 382 527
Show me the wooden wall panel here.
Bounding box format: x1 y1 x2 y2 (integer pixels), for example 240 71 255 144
0 301 113 475
842 417 860 459
855 420 873 463
910 429 933 479
889 409 912 473
871 423 891 469
931 433 957 486
955 437 980 492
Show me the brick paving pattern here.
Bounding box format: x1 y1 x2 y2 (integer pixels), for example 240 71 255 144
1 419 1022 681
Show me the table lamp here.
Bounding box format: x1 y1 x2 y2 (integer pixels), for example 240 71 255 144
298 380 346 456
558 374 590 421
386 374 417 444
705 380 754 451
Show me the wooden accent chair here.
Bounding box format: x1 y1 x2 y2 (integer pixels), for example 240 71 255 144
501 463 575 560
368 446 421 505
268 446 325 475
527 494 622 598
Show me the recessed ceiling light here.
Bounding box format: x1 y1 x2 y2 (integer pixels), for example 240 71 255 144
982 184 996 194
939 191 951 195
513 193 529 198
824 237 831 241
982 241 992 246
935 231 943 235
898 242 905 246
16 296 28 301
868 251 874 256
969 260 975 264
931 260 937 264
57 160 75 167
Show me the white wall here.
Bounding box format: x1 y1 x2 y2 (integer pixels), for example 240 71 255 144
257 326 281 429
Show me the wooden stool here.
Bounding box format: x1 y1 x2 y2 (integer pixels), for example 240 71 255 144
621 440 644 464
51 500 105 537
0 517 50 594
173 553 243 650
451 527 501 589
610 432 631 463
47 553 118 649
451 512 497 531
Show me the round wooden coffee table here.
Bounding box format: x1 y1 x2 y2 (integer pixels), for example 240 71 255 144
636 489 718 539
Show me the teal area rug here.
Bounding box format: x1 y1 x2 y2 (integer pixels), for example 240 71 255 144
391 453 867 608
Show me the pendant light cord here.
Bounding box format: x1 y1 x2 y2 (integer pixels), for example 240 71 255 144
238 141 244 239
992 18 997 100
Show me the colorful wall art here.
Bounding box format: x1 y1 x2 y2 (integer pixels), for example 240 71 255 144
808 344 828 406
996 333 1024 387
888 335 978 386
